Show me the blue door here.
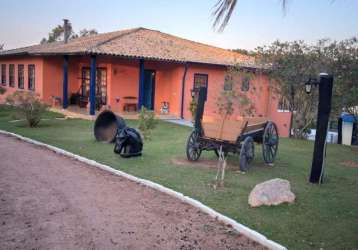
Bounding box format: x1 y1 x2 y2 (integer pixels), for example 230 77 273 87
143 70 155 110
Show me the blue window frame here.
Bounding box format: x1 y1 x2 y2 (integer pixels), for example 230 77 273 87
18 64 24 89
28 64 35 90
9 64 15 87
1 64 6 86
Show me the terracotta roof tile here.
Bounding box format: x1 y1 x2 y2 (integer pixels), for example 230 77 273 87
0 27 259 68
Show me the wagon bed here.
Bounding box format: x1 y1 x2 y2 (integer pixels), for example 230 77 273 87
186 87 279 171
202 116 268 142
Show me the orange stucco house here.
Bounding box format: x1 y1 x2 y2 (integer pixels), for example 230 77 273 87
0 27 291 137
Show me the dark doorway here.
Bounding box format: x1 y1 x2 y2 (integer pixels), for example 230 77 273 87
143 70 156 110
80 67 107 110
193 73 208 102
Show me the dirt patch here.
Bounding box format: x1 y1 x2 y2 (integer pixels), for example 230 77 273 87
341 160 358 168
171 157 238 170
350 146 358 152
0 134 266 250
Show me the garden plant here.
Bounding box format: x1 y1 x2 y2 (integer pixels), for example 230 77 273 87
5 91 49 127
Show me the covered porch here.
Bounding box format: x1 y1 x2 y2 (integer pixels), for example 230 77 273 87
51 54 189 118
51 105 180 121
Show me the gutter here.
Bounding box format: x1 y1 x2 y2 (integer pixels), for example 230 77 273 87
180 62 189 119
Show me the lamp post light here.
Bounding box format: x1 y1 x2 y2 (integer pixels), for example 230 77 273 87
190 89 196 99
305 73 334 184
305 77 319 94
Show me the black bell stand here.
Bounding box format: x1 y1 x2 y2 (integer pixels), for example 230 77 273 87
309 74 333 184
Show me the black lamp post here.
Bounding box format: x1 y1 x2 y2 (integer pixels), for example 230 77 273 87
305 73 334 184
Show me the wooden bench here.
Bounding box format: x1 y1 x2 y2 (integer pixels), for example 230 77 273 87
122 96 138 112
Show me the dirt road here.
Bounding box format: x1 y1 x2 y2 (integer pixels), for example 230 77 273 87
0 134 264 250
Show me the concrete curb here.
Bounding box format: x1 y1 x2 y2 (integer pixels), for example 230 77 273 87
0 130 287 250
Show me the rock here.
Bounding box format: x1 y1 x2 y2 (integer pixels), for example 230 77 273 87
248 178 295 207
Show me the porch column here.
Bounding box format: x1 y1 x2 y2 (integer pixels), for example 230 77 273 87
89 55 96 115
138 59 145 110
62 55 68 109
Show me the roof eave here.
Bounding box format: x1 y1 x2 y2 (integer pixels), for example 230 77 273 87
0 51 268 70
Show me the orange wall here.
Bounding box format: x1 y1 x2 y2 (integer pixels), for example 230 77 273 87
42 57 63 104
103 58 184 115
144 61 183 117
109 58 139 112
0 55 292 137
181 63 291 137
0 57 44 102
267 91 292 137
182 64 227 120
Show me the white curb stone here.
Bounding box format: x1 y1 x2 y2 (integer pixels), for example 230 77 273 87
0 130 287 250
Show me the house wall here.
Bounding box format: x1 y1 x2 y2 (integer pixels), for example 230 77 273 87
144 61 183 117
42 57 63 104
0 55 291 137
109 58 139 112
101 58 184 116
0 56 44 103
181 63 292 137
42 56 93 105
267 93 292 137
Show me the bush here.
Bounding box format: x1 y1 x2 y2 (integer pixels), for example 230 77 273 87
0 86 6 95
6 91 49 127
138 106 157 140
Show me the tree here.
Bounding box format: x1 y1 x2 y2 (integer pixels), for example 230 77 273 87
256 40 318 138
322 38 358 117
41 23 76 44
255 38 358 138
231 48 257 56
79 28 98 37
212 0 287 31
40 21 98 44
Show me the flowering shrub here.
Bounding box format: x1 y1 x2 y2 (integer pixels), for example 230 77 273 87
0 86 6 95
6 91 49 127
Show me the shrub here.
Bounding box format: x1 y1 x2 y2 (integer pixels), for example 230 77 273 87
138 106 157 140
6 91 49 127
0 86 6 95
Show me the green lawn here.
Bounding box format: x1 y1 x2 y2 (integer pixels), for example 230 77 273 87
0 105 357 250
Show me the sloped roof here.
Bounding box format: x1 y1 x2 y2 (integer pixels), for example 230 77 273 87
0 27 259 68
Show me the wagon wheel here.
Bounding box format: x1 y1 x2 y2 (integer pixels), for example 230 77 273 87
239 136 255 171
262 122 279 165
186 130 202 161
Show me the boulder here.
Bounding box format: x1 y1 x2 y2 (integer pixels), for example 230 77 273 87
248 178 295 207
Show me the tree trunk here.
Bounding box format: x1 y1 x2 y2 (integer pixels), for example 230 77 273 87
288 110 294 138
288 86 295 138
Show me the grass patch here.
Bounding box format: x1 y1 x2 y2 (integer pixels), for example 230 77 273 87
0 105 357 249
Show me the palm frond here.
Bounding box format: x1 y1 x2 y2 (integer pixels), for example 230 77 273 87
212 0 287 32
212 0 238 32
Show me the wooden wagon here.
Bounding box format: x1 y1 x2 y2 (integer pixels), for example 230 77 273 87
186 87 279 171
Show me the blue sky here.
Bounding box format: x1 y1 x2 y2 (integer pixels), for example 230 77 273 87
0 0 357 50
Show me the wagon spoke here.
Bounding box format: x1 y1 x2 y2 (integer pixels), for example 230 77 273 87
270 146 275 159
186 131 202 161
262 122 279 164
